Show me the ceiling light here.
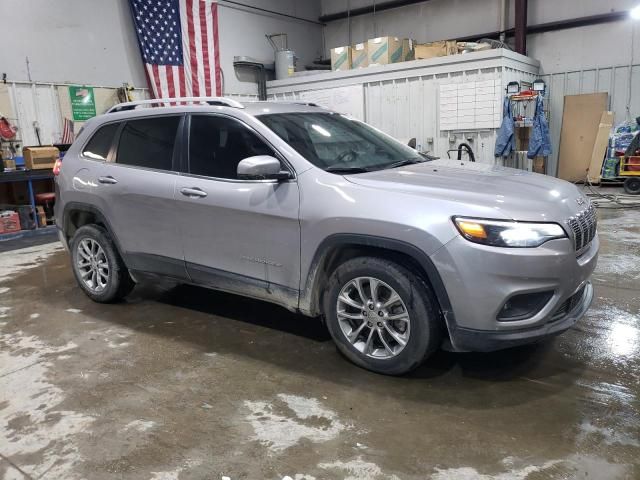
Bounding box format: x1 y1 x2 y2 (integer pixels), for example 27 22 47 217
631 5 640 20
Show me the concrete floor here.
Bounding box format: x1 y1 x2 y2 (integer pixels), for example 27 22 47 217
0 206 639 480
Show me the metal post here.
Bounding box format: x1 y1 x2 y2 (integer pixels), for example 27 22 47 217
515 0 528 55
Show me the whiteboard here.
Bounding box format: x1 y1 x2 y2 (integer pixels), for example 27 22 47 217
297 85 365 120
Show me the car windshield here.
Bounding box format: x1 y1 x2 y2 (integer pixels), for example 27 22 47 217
257 112 427 172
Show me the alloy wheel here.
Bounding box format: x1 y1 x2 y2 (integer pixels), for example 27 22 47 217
76 238 110 292
336 276 411 359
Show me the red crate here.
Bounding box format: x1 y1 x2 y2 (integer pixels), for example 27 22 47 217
0 211 22 234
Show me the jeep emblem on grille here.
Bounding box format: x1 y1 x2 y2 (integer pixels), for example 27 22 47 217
576 197 585 206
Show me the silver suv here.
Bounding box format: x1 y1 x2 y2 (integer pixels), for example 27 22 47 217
54 97 599 375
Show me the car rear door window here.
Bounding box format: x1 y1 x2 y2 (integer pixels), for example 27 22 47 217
116 116 180 171
82 123 119 160
188 115 275 179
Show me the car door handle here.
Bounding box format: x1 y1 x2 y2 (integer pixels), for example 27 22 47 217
180 187 208 198
98 176 118 185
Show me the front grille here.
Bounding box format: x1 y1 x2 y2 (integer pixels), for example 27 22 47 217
566 203 597 251
551 285 586 322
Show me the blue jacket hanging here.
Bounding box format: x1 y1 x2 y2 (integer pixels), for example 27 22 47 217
495 97 515 158
528 95 552 159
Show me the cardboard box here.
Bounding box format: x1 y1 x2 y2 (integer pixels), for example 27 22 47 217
0 211 21 234
402 39 415 61
368 36 404 66
331 46 352 71
23 146 59 170
351 42 369 69
532 156 546 174
414 40 458 60
3 159 16 171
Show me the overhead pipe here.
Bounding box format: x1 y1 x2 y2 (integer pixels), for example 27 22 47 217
455 10 630 43
319 0 430 22
499 0 508 43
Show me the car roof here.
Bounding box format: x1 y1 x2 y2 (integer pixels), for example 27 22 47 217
240 101 328 116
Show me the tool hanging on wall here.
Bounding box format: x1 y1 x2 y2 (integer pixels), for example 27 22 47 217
33 121 42 146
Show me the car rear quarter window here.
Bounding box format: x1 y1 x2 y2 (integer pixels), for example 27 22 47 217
82 123 119 160
116 116 180 171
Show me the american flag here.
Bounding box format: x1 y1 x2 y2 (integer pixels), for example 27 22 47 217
60 118 75 144
129 0 222 98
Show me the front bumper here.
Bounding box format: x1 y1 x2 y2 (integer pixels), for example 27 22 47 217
430 233 599 352
449 281 593 351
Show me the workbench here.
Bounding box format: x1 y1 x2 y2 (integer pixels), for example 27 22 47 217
0 169 55 240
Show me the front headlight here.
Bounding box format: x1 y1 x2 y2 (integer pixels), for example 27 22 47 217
453 217 567 248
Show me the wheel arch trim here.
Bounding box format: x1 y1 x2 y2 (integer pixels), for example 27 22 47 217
61 202 127 262
301 234 456 330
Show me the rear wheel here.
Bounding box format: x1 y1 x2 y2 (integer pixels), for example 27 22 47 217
323 256 442 375
623 177 640 195
70 225 134 303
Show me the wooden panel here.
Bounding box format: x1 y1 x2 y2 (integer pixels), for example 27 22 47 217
557 93 608 182
586 111 614 184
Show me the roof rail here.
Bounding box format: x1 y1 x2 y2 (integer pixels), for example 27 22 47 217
107 96 245 113
289 101 321 107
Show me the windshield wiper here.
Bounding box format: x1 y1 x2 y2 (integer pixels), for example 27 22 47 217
324 166 371 174
381 158 424 170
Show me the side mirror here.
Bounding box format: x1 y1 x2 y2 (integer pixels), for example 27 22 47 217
237 155 291 180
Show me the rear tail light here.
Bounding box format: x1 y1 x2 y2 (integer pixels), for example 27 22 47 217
53 157 62 175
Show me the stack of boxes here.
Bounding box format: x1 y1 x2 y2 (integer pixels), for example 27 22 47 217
330 37 490 71
331 37 415 71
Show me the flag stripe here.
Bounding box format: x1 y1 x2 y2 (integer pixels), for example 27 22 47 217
178 66 186 100
211 2 222 96
171 66 180 98
179 0 194 96
200 0 212 96
186 0 199 96
191 0 205 96
158 65 169 101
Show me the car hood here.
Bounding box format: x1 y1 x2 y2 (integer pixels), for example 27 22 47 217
344 159 588 223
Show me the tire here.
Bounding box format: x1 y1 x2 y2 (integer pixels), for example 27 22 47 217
70 224 134 303
323 256 442 375
623 177 640 195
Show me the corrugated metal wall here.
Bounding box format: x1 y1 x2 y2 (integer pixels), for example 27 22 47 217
541 63 640 176
1 83 148 147
363 66 538 164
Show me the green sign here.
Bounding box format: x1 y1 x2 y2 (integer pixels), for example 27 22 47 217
69 86 96 121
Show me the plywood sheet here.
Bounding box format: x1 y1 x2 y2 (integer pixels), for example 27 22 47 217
557 93 608 182
586 111 614 183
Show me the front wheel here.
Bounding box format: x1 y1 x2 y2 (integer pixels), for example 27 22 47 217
323 256 442 375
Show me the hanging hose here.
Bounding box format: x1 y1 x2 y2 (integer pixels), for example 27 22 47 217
457 143 475 162
447 143 476 162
